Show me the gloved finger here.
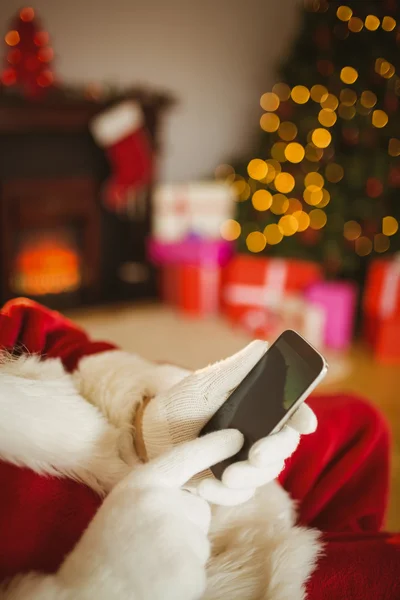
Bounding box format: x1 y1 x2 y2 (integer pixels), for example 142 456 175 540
195 340 267 417
179 491 212 535
222 459 285 489
287 403 317 434
143 429 244 489
197 477 255 506
248 425 300 468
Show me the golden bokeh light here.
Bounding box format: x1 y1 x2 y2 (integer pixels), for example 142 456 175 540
279 215 298 236
260 113 280 132
285 142 305 163
340 88 357 106
309 209 327 230
271 142 288 162
278 121 298 141
382 64 395 79
336 5 352 22
340 66 358 84
305 171 324 189
348 17 363 32
252 190 273 211
287 198 303 213
375 58 394 77
325 163 344 183
5 30 20 46
220 219 241 241
260 92 280 111
365 15 380 31
374 233 390 253
318 109 337 127
360 90 377 108
232 179 251 201
275 172 295 193
303 187 323 206
311 85 329 103
272 82 291 101
271 193 290 214
318 188 331 207
293 210 311 231
264 223 283 245
321 94 339 111
291 85 310 104
305 144 324 162
382 16 396 31
372 110 389 128
389 138 400 157
246 231 267 253
247 159 268 180
312 128 332 148
382 216 399 236
338 104 356 120
355 236 372 256
344 220 361 241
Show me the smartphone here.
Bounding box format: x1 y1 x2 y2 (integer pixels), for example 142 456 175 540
200 330 328 480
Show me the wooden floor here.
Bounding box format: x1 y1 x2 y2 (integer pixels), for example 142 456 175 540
68 302 400 531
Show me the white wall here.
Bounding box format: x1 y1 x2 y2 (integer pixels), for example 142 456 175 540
1 0 299 181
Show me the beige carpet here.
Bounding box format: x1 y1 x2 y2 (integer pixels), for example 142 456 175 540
67 301 350 387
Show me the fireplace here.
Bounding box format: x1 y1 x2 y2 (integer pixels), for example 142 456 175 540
0 176 100 308
0 93 172 309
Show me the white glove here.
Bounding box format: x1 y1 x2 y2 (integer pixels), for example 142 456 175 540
139 340 317 506
1 431 243 600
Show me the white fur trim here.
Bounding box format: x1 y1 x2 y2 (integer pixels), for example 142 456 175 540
90 100 143 146
0 354 130 495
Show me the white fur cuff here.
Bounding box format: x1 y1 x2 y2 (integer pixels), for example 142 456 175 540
90 100 144 146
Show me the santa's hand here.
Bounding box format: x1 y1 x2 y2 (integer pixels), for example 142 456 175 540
140 340 317 506
58 431 243 600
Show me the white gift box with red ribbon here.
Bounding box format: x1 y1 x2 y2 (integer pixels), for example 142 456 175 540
152 181 236 242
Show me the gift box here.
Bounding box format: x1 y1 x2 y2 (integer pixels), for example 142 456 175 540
304 281 357 350
222 255 323 325
147 237 234 316
363 254 400 321
152 181 236 242
363 255 400 363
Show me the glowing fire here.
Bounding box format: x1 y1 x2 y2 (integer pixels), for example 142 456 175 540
12 238 81 296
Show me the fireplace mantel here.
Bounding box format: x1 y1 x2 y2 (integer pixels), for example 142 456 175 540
0 90 173 308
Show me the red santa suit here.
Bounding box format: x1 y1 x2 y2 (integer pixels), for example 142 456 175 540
0 298 398 600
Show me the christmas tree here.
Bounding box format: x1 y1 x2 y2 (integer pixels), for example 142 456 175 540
1 7 55 99
225 0 400 279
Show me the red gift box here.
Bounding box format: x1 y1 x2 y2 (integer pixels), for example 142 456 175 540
178 264 221 316
221 255 323 325
364 255 400 363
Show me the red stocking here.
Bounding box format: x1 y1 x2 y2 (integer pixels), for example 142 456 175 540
90 100 153 213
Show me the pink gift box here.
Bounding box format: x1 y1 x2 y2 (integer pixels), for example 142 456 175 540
304 281 357 350
147 237 234 266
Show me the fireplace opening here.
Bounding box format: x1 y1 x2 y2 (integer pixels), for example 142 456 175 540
11 230 81 298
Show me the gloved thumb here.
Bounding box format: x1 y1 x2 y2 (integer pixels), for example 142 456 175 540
141 340 267 460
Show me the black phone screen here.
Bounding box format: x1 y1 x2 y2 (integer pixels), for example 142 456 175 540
200 330 325 479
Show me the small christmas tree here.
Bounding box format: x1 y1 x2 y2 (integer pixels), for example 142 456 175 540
229 0 400 279
1 6 55 99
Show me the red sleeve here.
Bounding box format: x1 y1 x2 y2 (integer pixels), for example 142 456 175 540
0 298 118 372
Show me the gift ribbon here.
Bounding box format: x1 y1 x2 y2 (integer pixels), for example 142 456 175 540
200 267 220 314
224 260 288 308
379 254 400 318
